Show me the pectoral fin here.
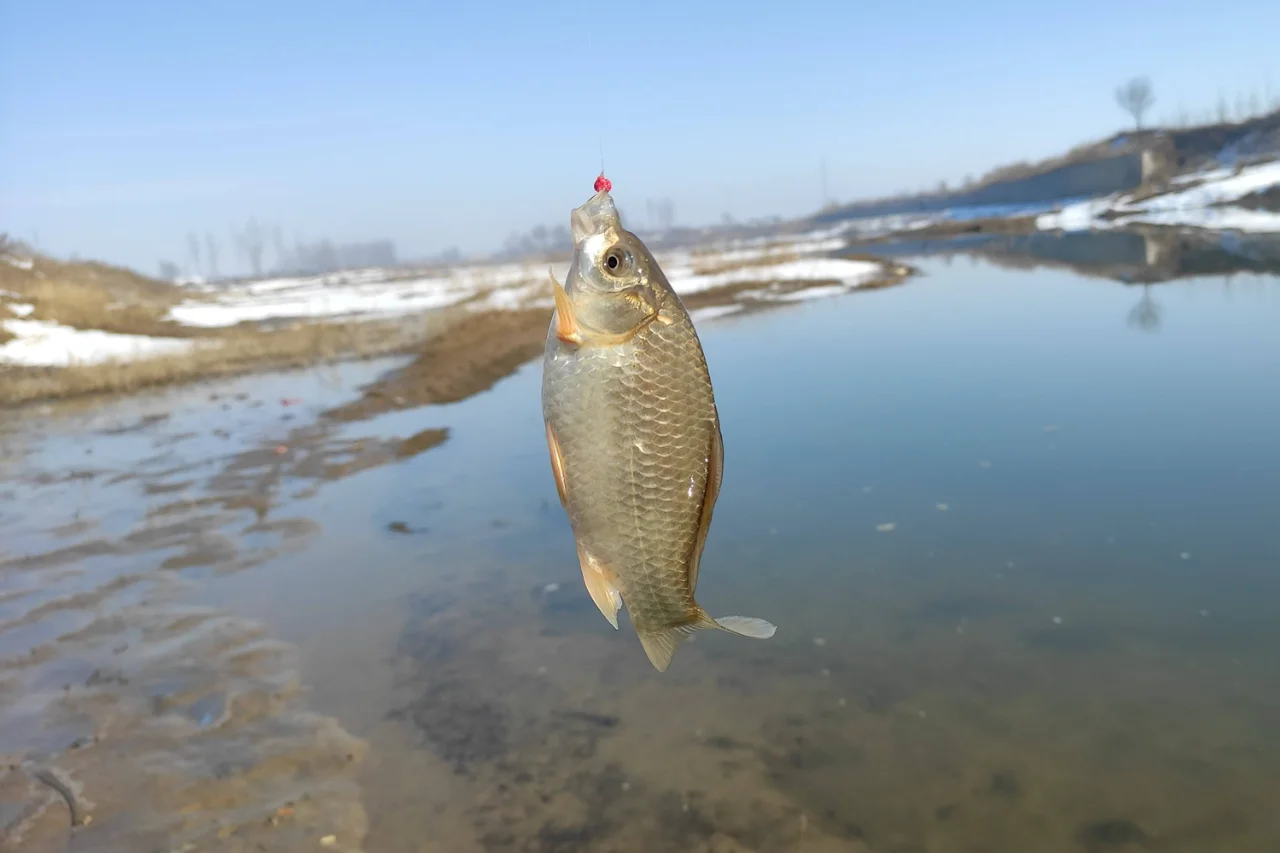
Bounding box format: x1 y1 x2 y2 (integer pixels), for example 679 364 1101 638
545 422 568 508
549 271 582 345
577 542 623 629
686 420 724 592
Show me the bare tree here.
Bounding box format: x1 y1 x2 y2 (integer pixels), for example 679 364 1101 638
236 218 267 277
158 260 181 281
272 226 288 272
654 198 676 231
186 231 202 276
205 232 220 279
1115 77 1155 129
531 224 549 252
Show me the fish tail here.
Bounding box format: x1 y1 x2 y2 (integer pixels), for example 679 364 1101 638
636 610 777 672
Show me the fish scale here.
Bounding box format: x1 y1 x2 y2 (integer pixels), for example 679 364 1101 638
544 315 713 629
540 187 776 671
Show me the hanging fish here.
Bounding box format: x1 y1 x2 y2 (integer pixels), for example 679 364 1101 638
541 180 777 671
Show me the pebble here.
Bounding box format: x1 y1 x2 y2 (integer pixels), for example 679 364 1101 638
320 836 337 847
876 522 896 533
936 503 949 511
1052 616 1064 625
979 460 993 468
820 668 830 677
837 697 847 707
813 637 826 647
1199 609 1210 618
542 582 560 593
918 709 927 719
1180 552 1191 560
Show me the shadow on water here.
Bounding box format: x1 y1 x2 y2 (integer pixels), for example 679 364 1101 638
3 253 1280 852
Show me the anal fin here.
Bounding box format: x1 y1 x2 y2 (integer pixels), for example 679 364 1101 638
636 610 778 672
576 543 623 629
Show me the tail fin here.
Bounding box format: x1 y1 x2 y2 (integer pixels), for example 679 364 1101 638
636 610 778 672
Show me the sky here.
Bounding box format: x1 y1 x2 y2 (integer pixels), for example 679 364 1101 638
2 0 1280 276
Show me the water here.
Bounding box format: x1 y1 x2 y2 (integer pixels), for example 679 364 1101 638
3 252 1280 852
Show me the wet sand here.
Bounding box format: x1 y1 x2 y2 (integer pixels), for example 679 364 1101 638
4 261 1280 852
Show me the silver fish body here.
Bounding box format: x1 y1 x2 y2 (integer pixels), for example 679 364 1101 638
540 189 776 671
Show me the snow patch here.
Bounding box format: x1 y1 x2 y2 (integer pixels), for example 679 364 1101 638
667 258 885 295
1038 159 1280 233
0 319 196 367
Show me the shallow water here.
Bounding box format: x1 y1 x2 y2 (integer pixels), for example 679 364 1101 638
4 257 1280 852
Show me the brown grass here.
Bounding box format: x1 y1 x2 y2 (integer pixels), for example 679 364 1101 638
0 252 213 338
0 314 445 407
0 304 14 345
690 250 803 276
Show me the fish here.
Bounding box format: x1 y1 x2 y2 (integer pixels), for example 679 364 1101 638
540 187 777 671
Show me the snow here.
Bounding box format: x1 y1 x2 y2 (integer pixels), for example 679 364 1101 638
3 230 890 371
1 254 34 270
167 236 887 329
666 258 885 295
1037 159 1280 233
0 318 195 367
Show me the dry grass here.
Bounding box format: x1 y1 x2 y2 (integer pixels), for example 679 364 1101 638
0 252 462 406
0 252 212 338
0 313 448 407
0 304 14 345
690 249 803 276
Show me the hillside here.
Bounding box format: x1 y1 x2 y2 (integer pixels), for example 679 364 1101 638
812 109 1280 224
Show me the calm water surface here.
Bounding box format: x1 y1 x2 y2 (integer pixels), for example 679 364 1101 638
4 257 1279 852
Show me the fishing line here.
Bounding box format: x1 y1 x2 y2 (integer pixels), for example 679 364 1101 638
583 0 607 185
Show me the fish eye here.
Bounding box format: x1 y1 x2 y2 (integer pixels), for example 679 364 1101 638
603 247 629 275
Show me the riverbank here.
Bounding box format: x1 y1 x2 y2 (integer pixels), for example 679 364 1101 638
1 235 911 408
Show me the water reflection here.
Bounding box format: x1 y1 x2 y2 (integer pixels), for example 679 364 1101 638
1127 284 1163 332
852 225 1280 287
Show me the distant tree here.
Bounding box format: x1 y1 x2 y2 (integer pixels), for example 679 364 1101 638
1115 77 1156 129
272 226 288 272
549 225 571 250
186 231 202 276
205 232 220 279
654 198 676 231
236 218 267 277
158 260 181 280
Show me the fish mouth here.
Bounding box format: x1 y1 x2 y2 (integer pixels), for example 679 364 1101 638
570 190 619 245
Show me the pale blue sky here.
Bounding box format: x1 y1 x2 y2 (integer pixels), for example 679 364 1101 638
2 0 1279 274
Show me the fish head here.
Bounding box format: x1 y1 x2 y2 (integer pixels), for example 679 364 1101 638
564 190 667 338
